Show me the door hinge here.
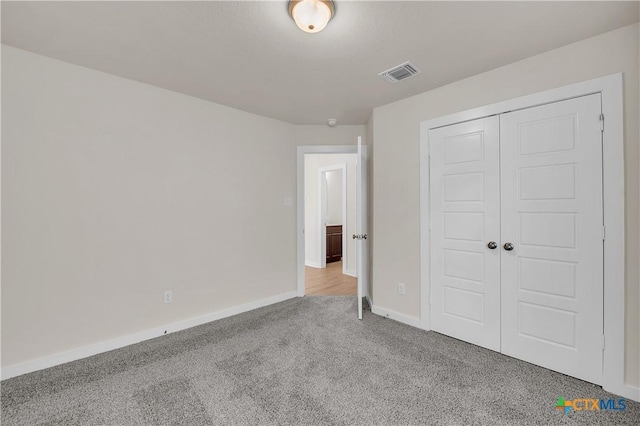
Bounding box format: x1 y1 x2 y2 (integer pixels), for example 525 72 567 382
599 113 604 132
602 225 606 241
601 335 606 349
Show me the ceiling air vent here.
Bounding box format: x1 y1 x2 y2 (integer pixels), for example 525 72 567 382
378 61 421 83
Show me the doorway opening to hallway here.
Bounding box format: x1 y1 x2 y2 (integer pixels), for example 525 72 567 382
303 153 357 296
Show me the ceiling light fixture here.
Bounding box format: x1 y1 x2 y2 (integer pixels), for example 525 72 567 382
288 0 335 34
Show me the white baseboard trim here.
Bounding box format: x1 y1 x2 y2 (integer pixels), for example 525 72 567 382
371 304 426 330
605 383 640 402
344 269 356 277
1 291 299 381
305 260 321 268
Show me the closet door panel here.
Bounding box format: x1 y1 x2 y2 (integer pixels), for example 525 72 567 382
500 94 604 384
429 116 501 351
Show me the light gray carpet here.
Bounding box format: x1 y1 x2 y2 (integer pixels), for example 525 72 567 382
1 296 639 425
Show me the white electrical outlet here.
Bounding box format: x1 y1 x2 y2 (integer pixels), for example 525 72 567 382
164 291 173 304
398 283 406 295
284 196 293 207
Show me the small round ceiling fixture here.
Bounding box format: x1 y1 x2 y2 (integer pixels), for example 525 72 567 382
327 118 337 127
288 0 335 34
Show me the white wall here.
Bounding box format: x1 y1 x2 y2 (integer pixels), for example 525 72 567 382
304 154 357 274
1 46 366 371
1 46 302 369
293 125 364 147
371 23 639 387
325 170 342 225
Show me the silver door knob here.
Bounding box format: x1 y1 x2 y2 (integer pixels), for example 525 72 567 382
487 241 497 249
352 234 367 240
503 242 514 251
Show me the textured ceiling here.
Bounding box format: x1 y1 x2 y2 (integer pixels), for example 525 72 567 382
2 1 639 125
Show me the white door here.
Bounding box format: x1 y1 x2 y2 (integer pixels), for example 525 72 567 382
429 116 501 351
355 136 368 320
500 94 604 384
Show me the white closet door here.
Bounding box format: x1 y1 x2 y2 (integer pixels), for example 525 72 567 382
429 116 501 351
500 94 603 384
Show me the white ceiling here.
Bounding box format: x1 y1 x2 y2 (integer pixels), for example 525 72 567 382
2 1 638 125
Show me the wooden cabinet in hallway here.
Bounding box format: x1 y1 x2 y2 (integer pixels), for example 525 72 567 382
326 225 343 264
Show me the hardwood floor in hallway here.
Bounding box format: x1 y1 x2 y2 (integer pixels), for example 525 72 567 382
305 261 356 296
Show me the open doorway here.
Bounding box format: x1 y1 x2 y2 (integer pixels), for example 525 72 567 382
303 153 357 295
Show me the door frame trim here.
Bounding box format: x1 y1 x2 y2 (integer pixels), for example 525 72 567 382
419 73 631 399
297 145 359 296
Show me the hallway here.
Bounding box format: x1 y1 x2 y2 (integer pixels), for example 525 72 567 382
305 261 356 296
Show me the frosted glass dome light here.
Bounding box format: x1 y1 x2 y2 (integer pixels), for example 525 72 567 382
288 0 335 34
